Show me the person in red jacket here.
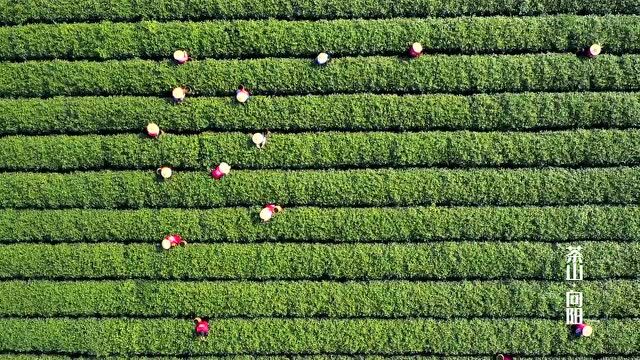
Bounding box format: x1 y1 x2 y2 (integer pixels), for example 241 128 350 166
161 234 186 250
194 317 209 339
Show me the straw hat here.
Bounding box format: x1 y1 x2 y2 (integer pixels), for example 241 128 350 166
159 167 172 179
173 50 188 62
147 123 160 136
316 52 329 65
260 207 273 221
218 162 231 175
589 44 601 56
236 89 250 103
252 133 265 146
412 42 423 53
161 239 172 250
172 87 186 101
581 325 593 337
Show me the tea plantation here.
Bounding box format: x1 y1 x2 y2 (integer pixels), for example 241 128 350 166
0 0 639 358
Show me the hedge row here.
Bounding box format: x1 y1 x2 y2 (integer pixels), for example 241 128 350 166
2 92 640 135
1 0 637 24
2 168 640 209
1 279 637 318
4 242 637 280
3 55 640 98
0 357 627 360
3 16 640 61
7 356 640 360
2 129 640 171
0 318 638 355
1 206 640 243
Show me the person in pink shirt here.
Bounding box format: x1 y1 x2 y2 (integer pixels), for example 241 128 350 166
260 204 283 222
173 50 189 64
211 162 231 180
408 42 423 58
146 123 161 138
194 317 209 339
236 86 250 103
496 355 513 360
161 234 186 250
573 323 593 337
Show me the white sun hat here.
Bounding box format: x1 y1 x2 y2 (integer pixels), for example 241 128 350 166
158 167 172 179
316 52 329 65
161 238 172 250
412 42 423 53
172 87 186 101
260 207 273 221
252 133 265 146
218 162 231 175
236 89 250 103
581 325 593 337
173 50 188 62
589 44 602 56
147 123 160 136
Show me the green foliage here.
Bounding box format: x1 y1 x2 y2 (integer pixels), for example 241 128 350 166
1 0 637 24
2 16 640 61
2 92 640 135
2 167 640 209
1 129 640 171
0 318 638 356
2 54 640 97
0 279 638 318
1 206 640 243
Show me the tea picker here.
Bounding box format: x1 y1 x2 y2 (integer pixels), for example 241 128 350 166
408 42 423 58
194 317 209 340
260 204 283 222
496 355 513 360
252 131 269 149
315 52 330 65
573 323 593 337
161 234 186 250
211 162 231 180
172 87 187 103
236 86 250 103
173 50 189 64
146 123 161 138
585 44 601 58
157 166 173 180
